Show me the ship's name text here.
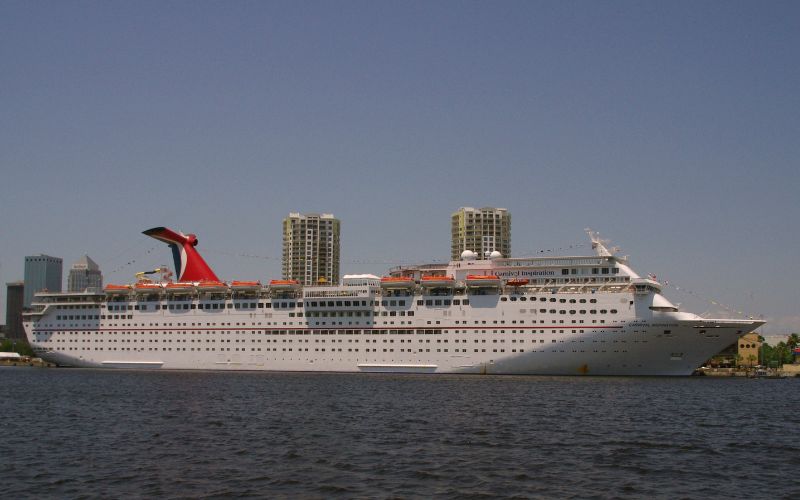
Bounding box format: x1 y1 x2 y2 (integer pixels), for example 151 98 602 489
496 270 556 277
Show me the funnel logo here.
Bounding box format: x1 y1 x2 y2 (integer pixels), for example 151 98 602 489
142 227 220 282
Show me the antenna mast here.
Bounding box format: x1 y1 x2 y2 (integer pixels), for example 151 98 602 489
585 228 613 257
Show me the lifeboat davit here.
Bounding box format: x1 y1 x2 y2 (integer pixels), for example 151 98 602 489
379 277 415 289
134 282 163 294
465 275 501 288
165 282 195 293
269 279 301 290
505 279 530 287
104 284 131 294
420 275 455 288
197 280 228 292
231 280 262 291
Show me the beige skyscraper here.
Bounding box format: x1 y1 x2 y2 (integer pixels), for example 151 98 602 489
67 255 103 292
451 207 511 260
282 213 340 285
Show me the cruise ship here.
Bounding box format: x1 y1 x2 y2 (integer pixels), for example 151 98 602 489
23 227 764 375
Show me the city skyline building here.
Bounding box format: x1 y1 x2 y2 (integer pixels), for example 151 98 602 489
451 207 511 261
23 254 62 307
5 281 24 341
282 213 340 285
67 254 103 292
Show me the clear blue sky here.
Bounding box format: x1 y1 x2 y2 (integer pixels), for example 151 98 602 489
1 1 798 335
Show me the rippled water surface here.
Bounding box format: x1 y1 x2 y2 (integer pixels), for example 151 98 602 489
2 368 798 499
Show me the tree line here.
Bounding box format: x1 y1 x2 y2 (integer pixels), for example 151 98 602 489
0 338 35 357
760 333 799 367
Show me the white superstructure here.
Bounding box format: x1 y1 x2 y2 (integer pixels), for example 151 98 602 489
23 230 763 375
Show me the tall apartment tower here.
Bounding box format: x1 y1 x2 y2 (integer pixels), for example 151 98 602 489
451 207 511 260
5 281 25 340
23 254 63 307
67 255 103 292
282 213 341 285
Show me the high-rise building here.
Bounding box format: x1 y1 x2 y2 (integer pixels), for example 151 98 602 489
23 254 62 307
67 255 103 292
282 213 340 285
5 281 24 341
451 207 511 260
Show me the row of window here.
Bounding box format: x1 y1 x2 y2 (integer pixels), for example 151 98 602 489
96 296 603 311
44 346 632 356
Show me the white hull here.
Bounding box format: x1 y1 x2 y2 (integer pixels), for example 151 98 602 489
25 297 756 376
23 228 763 376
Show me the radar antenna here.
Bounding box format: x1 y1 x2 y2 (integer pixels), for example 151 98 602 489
585 228 613 257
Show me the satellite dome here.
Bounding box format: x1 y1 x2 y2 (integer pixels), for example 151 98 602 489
489 250 502 259
460 250 477 261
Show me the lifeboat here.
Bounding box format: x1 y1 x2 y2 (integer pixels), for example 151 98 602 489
134 282 163 294
196 280 228 292
269 279 301 291
231 280 262 291
379 277 415 289
165 282 195 294
505 279 530 287
465 275 501 288
104 284 131 295
231 280 261 289
420 275 455 288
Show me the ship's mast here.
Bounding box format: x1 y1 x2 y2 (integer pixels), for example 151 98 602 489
586 228 613 257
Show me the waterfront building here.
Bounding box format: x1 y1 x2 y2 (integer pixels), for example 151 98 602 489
5 281 24 340
67 255 103 292
737 332 762 367
451 207 511 261
282 213 340 285
23 255 62 307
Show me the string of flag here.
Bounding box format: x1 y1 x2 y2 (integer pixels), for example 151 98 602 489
103 241 591 277
106 246 160 274
659 280 759 319
204 248 425 266
518 243 586 256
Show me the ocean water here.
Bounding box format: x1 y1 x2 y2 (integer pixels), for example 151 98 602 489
1 368 798 499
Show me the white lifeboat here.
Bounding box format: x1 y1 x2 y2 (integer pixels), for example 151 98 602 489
379 277 415 289
420 275 455 288
465 275 501 288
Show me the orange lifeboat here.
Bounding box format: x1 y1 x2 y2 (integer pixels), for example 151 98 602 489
134 282 162 294
420 275 455 288
197 280 228 292
269 279 301 290
379 277 415 289
165 282 195 293
104 284 130 294
231 280 262 291
465 275 501 288
505 279 530 287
